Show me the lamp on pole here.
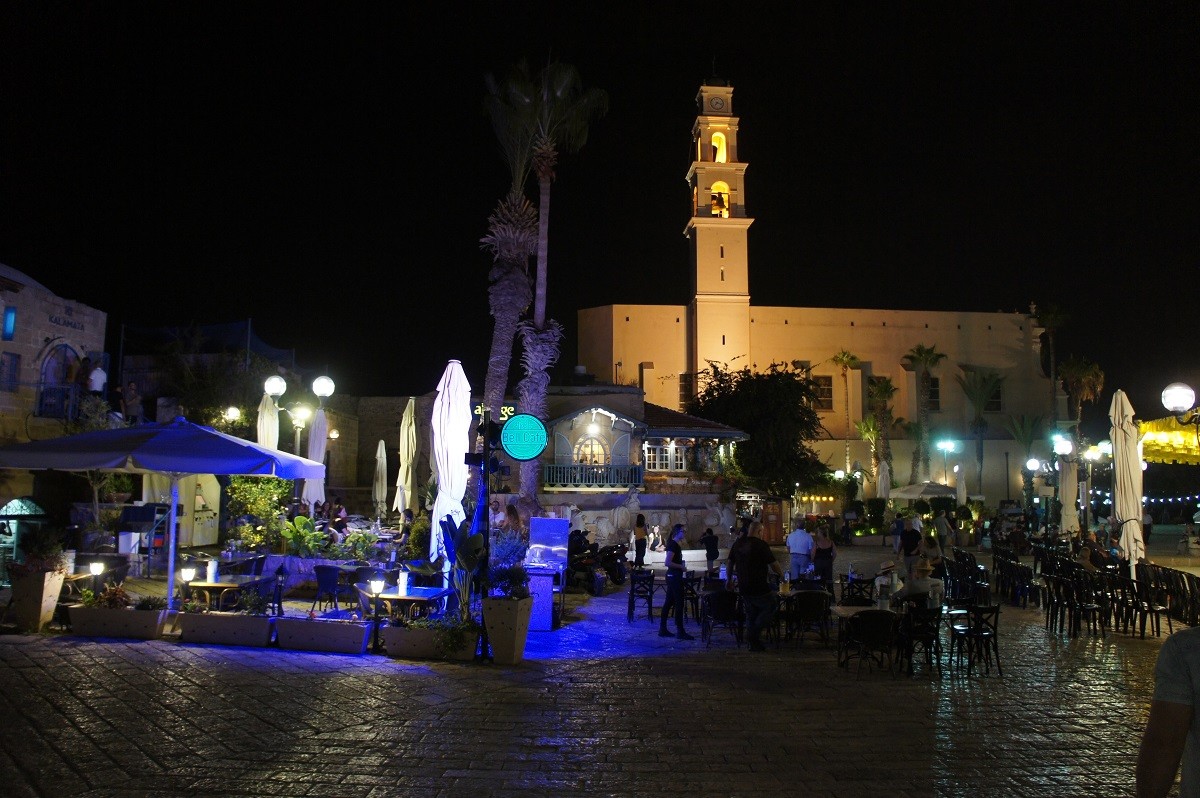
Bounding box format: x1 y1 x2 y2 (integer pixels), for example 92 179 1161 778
264 375 334 510
937 440 956 483
1081 442 1110 532
1163 382 1200 449
1024 457 1042 524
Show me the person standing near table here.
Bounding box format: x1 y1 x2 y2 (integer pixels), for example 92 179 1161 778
658 524 695 640
489 500 506 530
633 513 649 568
1136 625 1200 796
727 520 785 652
699 526 720 574
812 526 837 590
900 518 924 578
786 520 814 581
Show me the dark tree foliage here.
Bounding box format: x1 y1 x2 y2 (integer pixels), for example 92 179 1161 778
685 361 829 496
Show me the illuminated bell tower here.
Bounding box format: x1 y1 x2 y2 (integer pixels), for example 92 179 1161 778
685 81 752 394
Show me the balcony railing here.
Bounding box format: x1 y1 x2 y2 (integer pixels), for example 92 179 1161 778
542 463 644 492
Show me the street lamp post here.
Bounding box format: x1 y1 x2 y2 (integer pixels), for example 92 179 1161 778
369 576 386 654
1163 382 1200 448
1025 457 1041 525
264 375 334 511
937 440 956 483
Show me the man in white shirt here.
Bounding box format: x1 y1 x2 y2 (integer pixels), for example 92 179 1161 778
87 361 107 398
785 521 814 581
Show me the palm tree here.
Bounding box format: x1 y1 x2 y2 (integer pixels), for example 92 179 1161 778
830 349 860 472
956 370 1005 494
901 419 923 487
514 61 608 502
867 375 899 473
854 416 880 483
1004 414 1045 517
902 343 947 482
1035 303 1069 427
1060 355 1105 449
479 67 538 428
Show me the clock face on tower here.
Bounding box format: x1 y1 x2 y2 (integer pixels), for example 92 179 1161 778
708 95 725 111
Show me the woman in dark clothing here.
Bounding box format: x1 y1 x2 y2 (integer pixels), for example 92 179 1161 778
812 526 837 590
633 513 648 567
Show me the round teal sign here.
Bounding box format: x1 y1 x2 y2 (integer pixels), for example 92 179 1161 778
500 413 547 461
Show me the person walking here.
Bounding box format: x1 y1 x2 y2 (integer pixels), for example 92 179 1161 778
657 524 695 640
726 520 785 652
785 520 814 581
933 509 953 551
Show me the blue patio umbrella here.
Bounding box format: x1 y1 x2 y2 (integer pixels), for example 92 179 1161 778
0 416 324 604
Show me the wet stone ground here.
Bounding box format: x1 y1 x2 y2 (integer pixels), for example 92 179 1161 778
0 540 1187 797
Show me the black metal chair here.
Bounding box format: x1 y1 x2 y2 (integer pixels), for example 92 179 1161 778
700 587 743 649
838 574 874 606
627 568 656 622
312 564 351 613
842 609 899 679
785 588 831 646
949 603 1002 676
897 604 943 675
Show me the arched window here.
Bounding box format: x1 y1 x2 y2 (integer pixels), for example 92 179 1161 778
574 436 608 465
710 180 730 218
711 132 727 163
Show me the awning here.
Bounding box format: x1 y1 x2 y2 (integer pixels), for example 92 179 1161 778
1139 416 1200 465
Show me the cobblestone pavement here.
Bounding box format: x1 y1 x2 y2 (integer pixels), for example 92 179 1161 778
0 534 1191 798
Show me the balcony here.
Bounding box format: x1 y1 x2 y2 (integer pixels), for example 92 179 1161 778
542 463 644 493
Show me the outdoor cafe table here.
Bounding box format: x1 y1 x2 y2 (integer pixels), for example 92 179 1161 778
370 585 454 620
832 603 883 667
186 574 275 612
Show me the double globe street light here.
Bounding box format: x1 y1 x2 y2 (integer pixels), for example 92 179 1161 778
264 375 335 512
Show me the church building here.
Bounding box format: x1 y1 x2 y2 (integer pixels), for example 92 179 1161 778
577 80 1063 504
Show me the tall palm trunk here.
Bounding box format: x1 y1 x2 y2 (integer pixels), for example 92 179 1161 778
516 319 563 504
480 190 535 420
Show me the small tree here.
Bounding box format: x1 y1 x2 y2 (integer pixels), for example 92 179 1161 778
687 360 827 496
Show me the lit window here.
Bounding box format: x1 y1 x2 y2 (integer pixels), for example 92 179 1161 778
2 307 14 341
573 436 607 465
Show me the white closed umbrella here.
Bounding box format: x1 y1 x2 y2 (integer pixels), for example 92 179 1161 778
430 361 471 569
372 439 388 521
956 470 968 507
256 393 279 450
1059 458 1080 535
300 407 328 510
1110 389 1146 570
876 459 890 500
392 397 417 515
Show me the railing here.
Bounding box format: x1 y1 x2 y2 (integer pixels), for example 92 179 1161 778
542 464 644 492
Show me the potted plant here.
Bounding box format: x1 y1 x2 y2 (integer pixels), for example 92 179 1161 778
6 524 66 633
69 582 169 639
175 586 276 647
383 514 485 661
481 530 533 665
275 613 372 654
102 473 134 504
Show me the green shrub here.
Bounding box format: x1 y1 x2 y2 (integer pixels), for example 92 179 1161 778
134 595 169 611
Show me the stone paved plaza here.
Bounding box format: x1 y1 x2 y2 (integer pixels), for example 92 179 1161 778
1 533 1195 797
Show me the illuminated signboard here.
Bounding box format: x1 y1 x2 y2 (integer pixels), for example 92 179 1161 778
473 402 517 422
500 413 548 461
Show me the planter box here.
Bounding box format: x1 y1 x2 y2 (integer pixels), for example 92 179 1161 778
483 596 533 665
69 606 167 640
275 617 371 654
8 570 65 633
382 624 477 661
177 612 275 647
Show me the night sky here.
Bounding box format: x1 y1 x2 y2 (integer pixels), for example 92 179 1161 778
2 4 1197 441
